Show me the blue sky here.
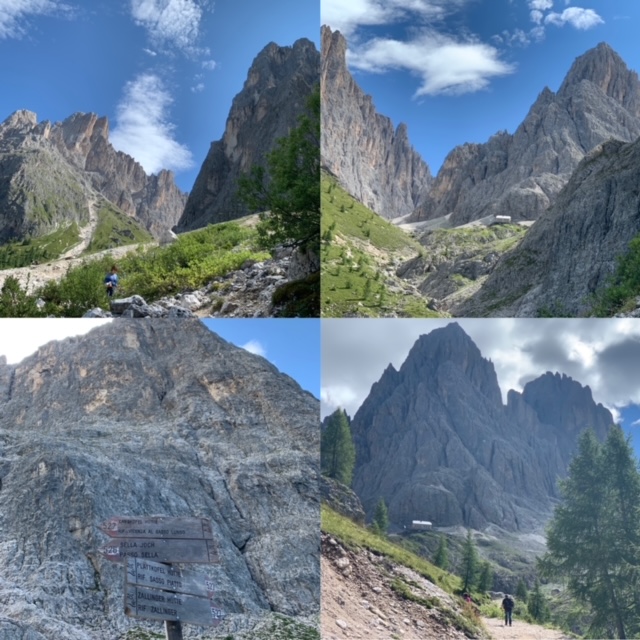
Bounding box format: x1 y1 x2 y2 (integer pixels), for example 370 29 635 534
0 0 319 193
322 319 640 459
321 0 640 177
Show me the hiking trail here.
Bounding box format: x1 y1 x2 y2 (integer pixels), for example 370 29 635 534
482 615 573 640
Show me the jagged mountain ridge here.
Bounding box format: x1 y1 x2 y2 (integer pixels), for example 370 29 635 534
321 26 432 219
176 38 320 231
457 135 640 316
0 110 187 242
350 323 612 533
409 42 640 226
0 321 319 639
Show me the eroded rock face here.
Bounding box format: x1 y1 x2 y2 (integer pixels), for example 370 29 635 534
458 137 640 317
0 321 320 638
176 38 320 231
0 110 186 242
320 26 432 219
350 323 612 532
410 43 640 226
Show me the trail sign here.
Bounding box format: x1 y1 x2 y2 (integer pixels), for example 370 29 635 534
99 517 213 540
99 537 218 564
124 582 225 627
126 558 215 598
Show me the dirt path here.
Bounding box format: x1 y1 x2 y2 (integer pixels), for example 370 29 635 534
482 616 573 640
59 195 99 260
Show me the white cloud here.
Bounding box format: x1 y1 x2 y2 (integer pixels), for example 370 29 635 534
143 47 157 56
545 7 604 29
349 31 515 96
528 0 553 10
202 59 216 71
130 0 207 53
530 9 544 24
241 340 266 358
321 0 468 37
0 319 111 363
110 73 193 175
0 0 71 39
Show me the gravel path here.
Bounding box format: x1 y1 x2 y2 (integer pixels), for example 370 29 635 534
482 616 573 640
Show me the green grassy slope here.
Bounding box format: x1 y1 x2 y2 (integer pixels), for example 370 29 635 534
321 174 441 318
0 224 80 268
84 202 154 253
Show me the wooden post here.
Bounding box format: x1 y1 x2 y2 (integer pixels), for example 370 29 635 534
165 619 183 640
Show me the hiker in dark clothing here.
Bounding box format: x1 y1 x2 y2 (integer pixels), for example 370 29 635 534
104 265 119 298
502 594 515 626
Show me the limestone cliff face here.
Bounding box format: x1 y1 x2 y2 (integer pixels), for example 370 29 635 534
320 26 432 219
350 323 612 532
0 321 319 639
410 43 640 225
458 136 640 317
176 38 320 231
0 110 186 242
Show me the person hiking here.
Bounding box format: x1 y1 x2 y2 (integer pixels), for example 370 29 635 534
502 594 515 626
104 265 119 298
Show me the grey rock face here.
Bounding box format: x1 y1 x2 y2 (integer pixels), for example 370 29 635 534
321 26 432 219
0 321 320 638
410 43 640 226
458 137 640 316
0 110 187 242
350 323 612 532
176 38 320 231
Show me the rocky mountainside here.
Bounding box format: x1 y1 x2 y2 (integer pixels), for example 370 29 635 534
176 38 320 232
410 43 640 226
0 321 319 639
321 26 432 219
0 110 187 241
457 136 640 317
350 323 612 532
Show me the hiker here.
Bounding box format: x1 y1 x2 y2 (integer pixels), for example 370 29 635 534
104 265 119 298
463 593 472 603
502 593 515 626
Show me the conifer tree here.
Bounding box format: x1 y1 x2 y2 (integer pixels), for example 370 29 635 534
516 578 528 604
373 498 389 535
434 535 449 571
461 529 479 593
527 580 549 622
478 560 494 593
539 426 640 639
320 408 356 486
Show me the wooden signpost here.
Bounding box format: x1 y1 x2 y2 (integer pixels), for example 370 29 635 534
98 516 224 640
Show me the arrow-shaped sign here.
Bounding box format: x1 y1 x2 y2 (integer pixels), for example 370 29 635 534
99 517 213 540
126 558 215 598
99 538 218 564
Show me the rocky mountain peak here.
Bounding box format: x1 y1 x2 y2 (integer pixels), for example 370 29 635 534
558 42 640 114
2 109 37 130
321 25 431 218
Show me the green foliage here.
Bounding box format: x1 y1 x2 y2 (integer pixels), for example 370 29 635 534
539 426 640 639
434 535 449 571
321 408 356 486
516 577 529 604
461 530 479 593
527 579 549 623
478 560 494 593
237 86 320 253
0 276 44 317
84 203 153 253
0 224 80 268
591 234 640 316
373 498 389 535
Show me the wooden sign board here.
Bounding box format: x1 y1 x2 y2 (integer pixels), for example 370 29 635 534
125 582 225 627
100 538 218 564
126 558 214 598
100 517 213 540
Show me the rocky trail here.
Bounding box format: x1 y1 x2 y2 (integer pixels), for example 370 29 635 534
59 195 99 260
482 616 573 640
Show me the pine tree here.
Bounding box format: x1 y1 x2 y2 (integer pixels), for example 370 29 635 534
516 578 528 604
434 535 449 571
461 529 479 593
539 426 640 639
320 409 356 486
527 580 548 623
478 561 494 593
373 498 389 535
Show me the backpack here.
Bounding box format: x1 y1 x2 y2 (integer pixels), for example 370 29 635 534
504 595 514 610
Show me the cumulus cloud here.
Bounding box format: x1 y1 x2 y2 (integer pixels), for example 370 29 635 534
241 340 266 358
349 31 514 96
110 73 193 175
0 0 71 39
545 7 604 29
130 0 209 53
202 59 216 70
528 0 553 9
